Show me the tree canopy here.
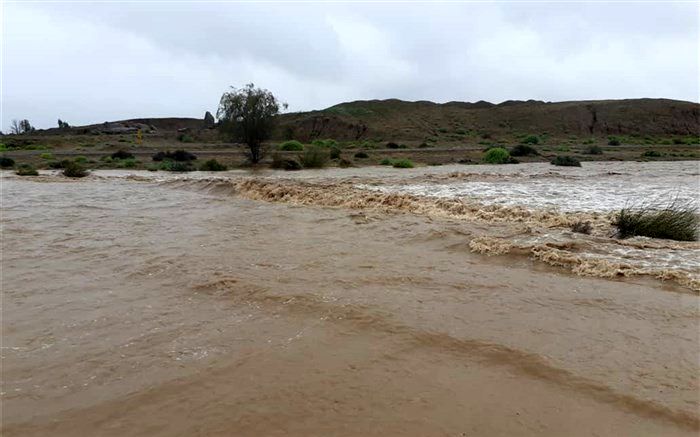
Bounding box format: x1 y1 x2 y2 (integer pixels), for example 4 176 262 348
216 83 286 163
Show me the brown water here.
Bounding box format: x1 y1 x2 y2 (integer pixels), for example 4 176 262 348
1 163 699 436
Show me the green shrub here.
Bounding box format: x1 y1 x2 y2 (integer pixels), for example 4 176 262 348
40 153 53 160
642 150 662 158
177 133 194 143
379 158 393 165
62 161 89 178
392 159 414 168
354 151 369 159
278 140 304 151
299 145 328 168
483 147 512 164
613 199 698 241
338 158 352 168
152 150 196 162
510 144 539 156
438 127 448 133
329 146 341 160
111 150 134 160
0 157 15 168
160 161 194 172
522 135 540 145
455 128 468 135
672 138 684 145
418 142 431 148
583 145 603 155
116 158 138 168
608 137 621 146
199 159 228 171
74 156 88 164
48 159 72 169
551 156 581 167
16 164 38 176
311 139 337 148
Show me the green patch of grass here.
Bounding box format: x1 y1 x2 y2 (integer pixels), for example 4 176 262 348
40 153 54 160
392 159 414 168
550 156 581 167
556 146 570 152
74 156 88 164
379 158 393 165
613 198 698 241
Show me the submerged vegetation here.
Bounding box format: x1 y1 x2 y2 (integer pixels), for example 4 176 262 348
613 198 698 241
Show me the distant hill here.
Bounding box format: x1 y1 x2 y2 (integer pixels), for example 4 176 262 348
275 98 699 142
21 98 698 144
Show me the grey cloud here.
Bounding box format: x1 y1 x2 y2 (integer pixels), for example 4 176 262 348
2 2 698 131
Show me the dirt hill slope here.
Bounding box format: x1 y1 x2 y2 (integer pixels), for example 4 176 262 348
276 98 699 142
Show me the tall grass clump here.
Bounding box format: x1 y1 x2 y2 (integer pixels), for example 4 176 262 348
278 140 304 151
299 144 328 168
613 198 698 241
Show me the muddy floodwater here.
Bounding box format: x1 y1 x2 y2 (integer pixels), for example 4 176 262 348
1 161 699 436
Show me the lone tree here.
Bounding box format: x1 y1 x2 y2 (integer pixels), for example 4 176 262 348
216 83 286 164
57 119 71 129
10 119 34 135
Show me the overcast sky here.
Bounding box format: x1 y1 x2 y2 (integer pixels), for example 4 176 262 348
2 1 699 130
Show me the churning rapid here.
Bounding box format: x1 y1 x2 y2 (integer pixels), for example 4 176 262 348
2 161 699 436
